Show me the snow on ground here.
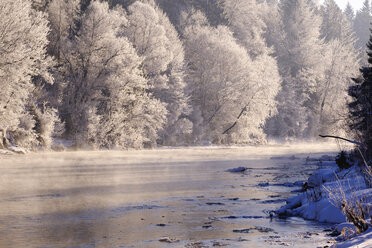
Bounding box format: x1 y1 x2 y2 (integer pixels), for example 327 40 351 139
276 156 372 247
7 146 28 154
0 146 29 155
331 228 372 248
0 149 13 155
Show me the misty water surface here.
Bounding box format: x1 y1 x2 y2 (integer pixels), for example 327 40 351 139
0 144 340 247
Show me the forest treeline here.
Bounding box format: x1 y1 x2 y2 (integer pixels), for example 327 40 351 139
0 0 370 149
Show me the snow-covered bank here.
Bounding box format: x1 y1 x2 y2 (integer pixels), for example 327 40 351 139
275 156 372 246
0 146 29 155
0 139 76 155
331 228 372 248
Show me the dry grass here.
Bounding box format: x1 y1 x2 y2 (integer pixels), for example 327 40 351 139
324 173 370 234
364 165 372 187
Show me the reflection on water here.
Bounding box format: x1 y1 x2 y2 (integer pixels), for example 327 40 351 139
0 144 339 247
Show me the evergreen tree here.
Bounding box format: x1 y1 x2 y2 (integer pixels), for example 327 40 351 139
266 0 324 139
321 0 353 42
155 0 226 33
353 0 371 63
349 33 372 160
344 2 355 24
260 0 283 51
318 0 359 136
219 0 268 58
278 0 323 77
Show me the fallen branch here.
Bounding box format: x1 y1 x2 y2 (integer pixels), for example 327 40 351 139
319 135 363 146
320 135 369 167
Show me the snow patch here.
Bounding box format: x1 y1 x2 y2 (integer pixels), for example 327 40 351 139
331 228 372 248
0 149 13 155
8 146 28 154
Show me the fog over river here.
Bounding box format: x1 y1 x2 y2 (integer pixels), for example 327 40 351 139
0 144 341 247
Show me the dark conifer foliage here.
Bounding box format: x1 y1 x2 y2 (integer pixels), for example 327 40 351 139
349 31 372 160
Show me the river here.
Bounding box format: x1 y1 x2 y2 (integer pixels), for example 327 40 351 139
0 143 340 247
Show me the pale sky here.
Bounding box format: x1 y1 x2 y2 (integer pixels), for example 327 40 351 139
321 0 365 11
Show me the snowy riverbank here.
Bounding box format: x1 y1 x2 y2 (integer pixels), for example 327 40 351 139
0 146 29 155
275 155 372 247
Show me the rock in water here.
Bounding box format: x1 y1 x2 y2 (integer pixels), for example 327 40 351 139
226 167 247 173
159 237 179 243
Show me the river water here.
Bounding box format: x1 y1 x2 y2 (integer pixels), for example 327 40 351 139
0 144 340 247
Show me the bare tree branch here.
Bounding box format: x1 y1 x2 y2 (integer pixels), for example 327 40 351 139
319 135 363 146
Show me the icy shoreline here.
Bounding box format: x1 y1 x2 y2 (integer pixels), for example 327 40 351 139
0 146 29 155
275 155 372 247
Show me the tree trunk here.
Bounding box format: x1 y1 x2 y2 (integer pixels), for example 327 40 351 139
0 129 10 149
222 106 247 135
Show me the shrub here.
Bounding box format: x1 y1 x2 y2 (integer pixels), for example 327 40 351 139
335 151 353 169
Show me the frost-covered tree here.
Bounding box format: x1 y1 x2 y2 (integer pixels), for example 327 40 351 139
0 0 55 149
278 0 324 77
44 0 81 129
344 2 355 24
353 0 371 63
318 40 359 135
321 0 353 42
157 8 193 144
318 0 359 135
123 2 171 85
61 1 166 148
218 0 268 58
266 0 324 139
123 1 192 145
268 0 359 139
183 11 280 143
218 0 281 141
47 0 80 61
266 76 308 138
260 0 283 51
